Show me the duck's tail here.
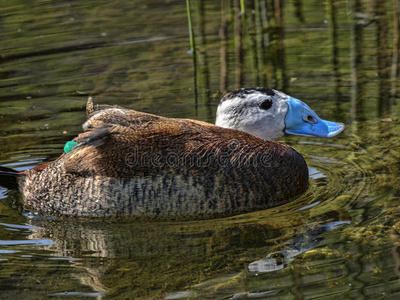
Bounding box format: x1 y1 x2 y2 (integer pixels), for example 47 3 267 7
0 166 19 190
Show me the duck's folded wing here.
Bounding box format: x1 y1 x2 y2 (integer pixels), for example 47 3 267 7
61 122 204 177
62 124 136 177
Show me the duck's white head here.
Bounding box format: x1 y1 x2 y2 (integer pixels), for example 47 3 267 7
215 88 345 140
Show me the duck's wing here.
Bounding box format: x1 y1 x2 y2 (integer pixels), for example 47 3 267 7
64 104 174 176
83 104 163 131
62 124 134 176
61 116 249 178
63 116 202 177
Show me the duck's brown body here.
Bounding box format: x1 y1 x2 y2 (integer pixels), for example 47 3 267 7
19 104 309 218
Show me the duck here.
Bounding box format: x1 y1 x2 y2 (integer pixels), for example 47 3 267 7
0 88 344 218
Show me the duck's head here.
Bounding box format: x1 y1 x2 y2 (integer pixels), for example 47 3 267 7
215 88 344 140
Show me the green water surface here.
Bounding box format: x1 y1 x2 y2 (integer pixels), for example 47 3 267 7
0 0 400 299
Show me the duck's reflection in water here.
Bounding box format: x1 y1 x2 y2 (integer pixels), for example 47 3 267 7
25 211 350 298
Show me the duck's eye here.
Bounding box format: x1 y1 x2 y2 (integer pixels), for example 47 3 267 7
303 114 317 124
259 99 273 110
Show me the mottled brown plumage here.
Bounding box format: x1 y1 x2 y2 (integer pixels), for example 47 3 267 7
17 101 309 218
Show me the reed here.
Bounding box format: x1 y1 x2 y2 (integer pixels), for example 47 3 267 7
240 0 246 13
327 0 341 104
392 0 400 99
350 0 365 122
219 0 228 94
254 0 266 86
186 0 198 113
186 0 196 53
234 0 243 87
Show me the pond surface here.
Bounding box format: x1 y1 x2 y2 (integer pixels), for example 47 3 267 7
0 0 400 299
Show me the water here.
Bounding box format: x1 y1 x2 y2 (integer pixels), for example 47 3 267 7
0 0 399 299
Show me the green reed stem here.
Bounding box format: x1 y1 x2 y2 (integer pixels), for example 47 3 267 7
186 0 196 52
186 0 198 113
240 0 245 13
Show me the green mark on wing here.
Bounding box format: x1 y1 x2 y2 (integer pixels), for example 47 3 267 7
64 141 79 153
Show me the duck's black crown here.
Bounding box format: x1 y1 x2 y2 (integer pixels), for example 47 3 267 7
221 87 275 103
